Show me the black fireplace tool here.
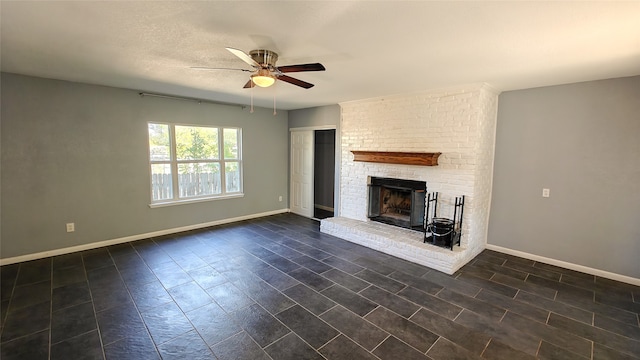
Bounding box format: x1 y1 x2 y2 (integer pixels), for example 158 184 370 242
424 192 465 250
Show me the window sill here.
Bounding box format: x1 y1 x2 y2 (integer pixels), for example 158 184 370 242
149 193 244 208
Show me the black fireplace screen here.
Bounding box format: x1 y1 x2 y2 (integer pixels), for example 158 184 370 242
367 177 426 231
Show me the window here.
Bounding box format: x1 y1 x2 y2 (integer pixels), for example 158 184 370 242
148 123 242 205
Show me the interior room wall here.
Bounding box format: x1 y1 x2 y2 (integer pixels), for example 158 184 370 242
488 76 640 279
288 105 340 129
1 73 289 261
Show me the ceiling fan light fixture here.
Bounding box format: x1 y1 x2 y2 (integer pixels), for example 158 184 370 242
252 75 275 87
251 69 275 87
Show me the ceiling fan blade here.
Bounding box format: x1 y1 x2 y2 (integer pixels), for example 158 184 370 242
277 63 326 73
242 80 254 89
226 47 260 68
190 66 252 72
277 75 314 89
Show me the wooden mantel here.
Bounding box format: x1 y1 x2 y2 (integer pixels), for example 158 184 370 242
351 151 441 166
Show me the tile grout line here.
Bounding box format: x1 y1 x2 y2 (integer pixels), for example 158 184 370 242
109 244 164 359
534 339 543 358
361 304 381 319
407 306 422 320
452 307 464 322
479 337 492 357
314 332 341 354
498 309 508 323
545 310 551 325
423 336 441 356
1 263 20 341
368 334 391 354
81 254 106 360
163 274 230 358
319 309 389 358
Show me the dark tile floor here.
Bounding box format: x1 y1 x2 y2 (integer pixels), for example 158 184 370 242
314 207 334 220
1 213 639 359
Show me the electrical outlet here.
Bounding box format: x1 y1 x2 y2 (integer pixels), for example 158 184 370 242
278 196 283 202
66 223 75 232
542 188 550 198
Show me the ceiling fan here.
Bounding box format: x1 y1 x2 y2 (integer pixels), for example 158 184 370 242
192 47 326 89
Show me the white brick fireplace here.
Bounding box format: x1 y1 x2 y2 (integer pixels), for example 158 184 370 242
321 83 499 274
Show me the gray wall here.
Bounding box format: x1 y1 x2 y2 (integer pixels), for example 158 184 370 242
288 105 340 129
288 105 341 215
488 76 640 278
1 73 289 259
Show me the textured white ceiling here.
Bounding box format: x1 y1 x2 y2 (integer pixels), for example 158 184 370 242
2 1 639 110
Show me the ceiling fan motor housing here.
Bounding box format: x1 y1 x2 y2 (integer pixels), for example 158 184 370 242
249 50 278 68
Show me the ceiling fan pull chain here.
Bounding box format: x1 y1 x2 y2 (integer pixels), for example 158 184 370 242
273 84 277 116
250 81 254 113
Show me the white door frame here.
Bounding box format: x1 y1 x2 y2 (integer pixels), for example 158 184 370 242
290 125 338 218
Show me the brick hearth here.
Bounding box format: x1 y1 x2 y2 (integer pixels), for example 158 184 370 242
321 217 469 274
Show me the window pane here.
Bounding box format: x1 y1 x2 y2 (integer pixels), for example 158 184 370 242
223 128 238 159
225 162 240 193
151 164 173 201
177 163 221 198
148 123 171 161
175 126 219 160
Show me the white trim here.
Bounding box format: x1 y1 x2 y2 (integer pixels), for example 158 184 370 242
149 193 244 208
290 130 315 218
486 244 640 286
0 209 289 266
289 125 336 132
289 126 339 218
148 123 243 205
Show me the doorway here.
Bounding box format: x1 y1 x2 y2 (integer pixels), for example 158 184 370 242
314 129 335 219
289 128 336 220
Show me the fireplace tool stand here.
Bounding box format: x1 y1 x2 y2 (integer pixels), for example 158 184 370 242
423 192 465 250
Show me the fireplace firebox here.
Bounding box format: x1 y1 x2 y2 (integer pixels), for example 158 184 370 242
367 177 426 231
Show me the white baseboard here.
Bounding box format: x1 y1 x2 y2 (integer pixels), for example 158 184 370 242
486 244 640 286
0 209 290 266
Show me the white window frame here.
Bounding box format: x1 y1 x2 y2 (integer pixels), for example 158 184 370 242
148 122 243 207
